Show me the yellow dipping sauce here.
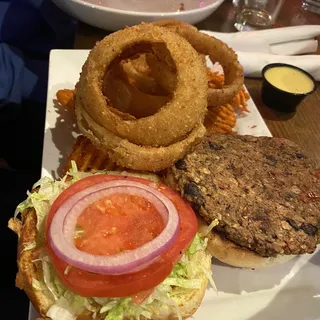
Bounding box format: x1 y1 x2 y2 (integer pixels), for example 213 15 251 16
264 66 314 94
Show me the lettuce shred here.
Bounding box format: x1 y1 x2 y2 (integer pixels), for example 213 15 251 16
21 241 36 253
14 165 214 320
199 219 219 237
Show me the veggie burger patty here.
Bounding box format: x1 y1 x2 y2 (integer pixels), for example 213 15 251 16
165 133 320 257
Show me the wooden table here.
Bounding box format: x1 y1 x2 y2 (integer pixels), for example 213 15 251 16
74 0 320 166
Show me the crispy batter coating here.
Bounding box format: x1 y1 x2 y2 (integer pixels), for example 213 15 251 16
146 25 244 107
76 23 207 147
56 68 249 140
151 19 198 32
56 22 248 172
104 64 170 119
119 54 168 96
76 101 206 172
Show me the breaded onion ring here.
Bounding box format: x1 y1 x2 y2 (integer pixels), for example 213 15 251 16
76 23 207 147
147 25 244 107
118 21 205 97
120 52 206 97
151 19 198 32
76 103 206 172
119 54 168 96
103 64 169 118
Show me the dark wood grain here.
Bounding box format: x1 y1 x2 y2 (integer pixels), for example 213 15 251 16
74 0 320 166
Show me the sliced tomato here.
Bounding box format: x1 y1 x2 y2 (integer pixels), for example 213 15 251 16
74 193 165 255
46 175 197 298
131 288 155 305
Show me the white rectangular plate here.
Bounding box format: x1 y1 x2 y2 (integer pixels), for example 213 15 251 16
29 49 320 320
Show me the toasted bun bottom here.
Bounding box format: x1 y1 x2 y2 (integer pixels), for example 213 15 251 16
9 208 211 320
197 218 295 269
8 209 55 317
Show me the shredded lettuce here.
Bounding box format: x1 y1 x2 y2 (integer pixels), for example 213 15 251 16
14 176 70 232
46 296 77 320
169 261 187 278
38 233 210 320
21 241 36 253
14 167 214 320
32 232 210 320
100 300 120 314
199 264 217 292
32 279 43 291
104 299 131 320
67 161 93 183
54 278 67 296
187 233 205 255
199 219 219 237
163 277 202 289
42 256 60 301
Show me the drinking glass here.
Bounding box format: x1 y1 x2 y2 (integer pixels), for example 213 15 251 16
302 0 320 14
234 0 285 31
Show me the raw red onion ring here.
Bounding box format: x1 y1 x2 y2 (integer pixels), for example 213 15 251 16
48 179 180 275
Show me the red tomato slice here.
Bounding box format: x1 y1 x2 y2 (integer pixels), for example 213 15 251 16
74 193 165 255
46 175 197 298
131 288 155 304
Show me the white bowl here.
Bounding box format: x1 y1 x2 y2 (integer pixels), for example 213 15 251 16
53 0 225 31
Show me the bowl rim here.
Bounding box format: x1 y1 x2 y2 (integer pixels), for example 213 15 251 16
65 0 225 16
262 63 317 97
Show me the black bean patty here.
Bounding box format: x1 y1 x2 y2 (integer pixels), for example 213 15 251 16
164 134 320 257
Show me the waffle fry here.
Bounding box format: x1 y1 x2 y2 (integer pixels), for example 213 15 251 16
56 89 76 110
207 69 224 89
63 135 118 174
230 88 250 113
204 104 237 134
207 68 250 113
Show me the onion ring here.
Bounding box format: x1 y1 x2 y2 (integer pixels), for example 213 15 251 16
76 102 206 172
49 180 180 275
119 53 205 97
76 23 207 147
119 21 242 107
151 19 198 32
119 54 169 96
103 63 169 118
147 24 244 106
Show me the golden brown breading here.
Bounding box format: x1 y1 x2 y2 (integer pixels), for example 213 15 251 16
55 69 249 141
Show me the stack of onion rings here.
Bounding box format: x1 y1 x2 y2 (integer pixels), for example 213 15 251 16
149 21 244 107
117 20 244 108
75 23 208 172
103 63 170 118
119 54 169 97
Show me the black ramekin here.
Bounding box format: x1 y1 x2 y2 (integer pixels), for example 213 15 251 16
261 63 317 113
